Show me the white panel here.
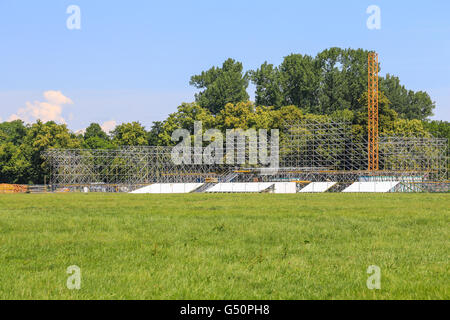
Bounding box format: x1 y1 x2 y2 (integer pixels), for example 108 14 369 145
207 183 274 193
299 182 336 193
130 183 203 194
130 185 152 193
273 182 297 194
342 181 400 193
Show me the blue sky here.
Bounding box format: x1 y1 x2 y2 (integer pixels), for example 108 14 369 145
0 0 449 131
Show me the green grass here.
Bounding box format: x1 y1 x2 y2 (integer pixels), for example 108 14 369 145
0 193 448 300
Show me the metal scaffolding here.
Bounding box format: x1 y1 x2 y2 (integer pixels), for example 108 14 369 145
281 118 366 171
43 146 223 186
43 118 448 192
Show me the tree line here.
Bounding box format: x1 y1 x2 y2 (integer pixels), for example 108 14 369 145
1 47 448 184
193 48 435 120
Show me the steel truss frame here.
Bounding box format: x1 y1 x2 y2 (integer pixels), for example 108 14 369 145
43 119 448 191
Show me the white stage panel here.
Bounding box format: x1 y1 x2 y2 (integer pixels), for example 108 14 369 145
273 182 297 193
342 181 400 193
130 183 203 194
299 182 336 193
207 183 274 193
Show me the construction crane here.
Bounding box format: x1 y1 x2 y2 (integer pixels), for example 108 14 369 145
368 51 379 171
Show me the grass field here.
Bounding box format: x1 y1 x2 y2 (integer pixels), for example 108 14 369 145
0 193 448 300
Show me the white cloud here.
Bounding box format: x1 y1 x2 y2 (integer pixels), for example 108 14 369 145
101 120 117 133
43 90 73 105
8 90 73 124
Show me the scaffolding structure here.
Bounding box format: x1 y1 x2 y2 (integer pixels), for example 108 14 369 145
281 119 366 171
41 51 449 192
43 118 449 192
43 146 222 186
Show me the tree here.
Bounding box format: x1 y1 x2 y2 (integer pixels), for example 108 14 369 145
0 120 28 145
111 122 148 146
251 49 368 114
423 120 450 141
147 121 164 146
406 91 434 120
190 58 249 114
84 123 109 140
315 47 349 113
83 123 114 149
270 105 304 130
83 136 115 149
0 121 28 182
249 62 283 107
383 119 430 137
156 103 215 146
279 53 320 111
215 101 273 131
380 74 435 120
20 121 81 184
251 48 435 120
339 48 370 112
0 142 31 184
355 91 398 136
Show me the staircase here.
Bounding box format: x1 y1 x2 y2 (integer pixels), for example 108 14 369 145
193 182 216 193
327 182 352 193
220 171 239 183
192 170 240 193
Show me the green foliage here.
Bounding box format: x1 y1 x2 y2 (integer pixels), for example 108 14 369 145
279 53 320 111
25 121 81 150
22 121 81 184
83 136 115 149
423 120 450 140
156 103 215 145
0 120 28 145
84 123 108 140
270 105 304 129
111 122 148 146
315 48 349 113
215 101 274 130
147 121 164 146
190 58 250 114
383 119 430 138
251 48 369 113
82 123 114 149
337 48 369 112
380 74 435 120
0 121 30 182
249 62 283 107
355 91 398 131
251 47 435 120
0 120 82 184
0 142 31 183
